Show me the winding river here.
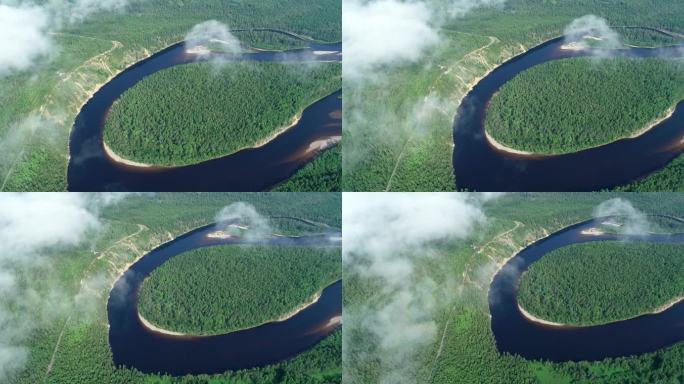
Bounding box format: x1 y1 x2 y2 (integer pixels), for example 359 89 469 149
489 217 684 362
68 38 341 191
453 37 684 191
108 223 342 375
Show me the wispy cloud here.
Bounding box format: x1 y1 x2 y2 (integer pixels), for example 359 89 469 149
343 193 491 383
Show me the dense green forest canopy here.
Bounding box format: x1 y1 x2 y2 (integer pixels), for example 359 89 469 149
103 62 341 166
485 57 684 154
343 0 684 192
273 146 341 192
518 241 684 326
138 245 341 335
0 0 341 191
8 193 342 383
345 193 684 384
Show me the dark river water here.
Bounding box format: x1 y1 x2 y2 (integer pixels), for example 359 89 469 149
453 38 684 191
489 218 684 362
68 40 341 191
108 224 342 375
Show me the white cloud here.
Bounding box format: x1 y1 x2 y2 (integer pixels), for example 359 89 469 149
0 194 102 262
594 198 651 236
343 193 488 383
215 201 271 238
184 20 242 59
342 0 440 81
0 4 53 76
0 193 128 381
445 0 506 18
343 0 508 82
0 0 133 77
564 14 623 51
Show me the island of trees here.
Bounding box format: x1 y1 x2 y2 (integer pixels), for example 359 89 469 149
138 244 341 335
485 57 684 155
518 241 684 326
103 62 341 166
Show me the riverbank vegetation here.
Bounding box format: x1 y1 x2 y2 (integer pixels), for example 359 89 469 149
103 62 341 166
138 245 341 335
0 0 340 191
273 146 341 192
616 27 683 47
345 193 684 383
596 215 684 234
518 242 684 326
485 58 684 154
7 193 341 383
343 0 684 191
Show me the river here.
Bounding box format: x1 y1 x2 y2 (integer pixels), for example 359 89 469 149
108 223 342 375
453 38 684 191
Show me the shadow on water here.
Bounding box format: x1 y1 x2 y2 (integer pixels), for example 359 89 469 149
108 224 342 375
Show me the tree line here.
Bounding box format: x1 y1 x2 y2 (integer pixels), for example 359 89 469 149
518 241 684 325
138 244 341 335
104 62 341 166
486 57 684 154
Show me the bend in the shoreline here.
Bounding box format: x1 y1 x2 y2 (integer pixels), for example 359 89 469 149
517 294 684 328
102 87 341 169
462 34 682 159
135 281 339 338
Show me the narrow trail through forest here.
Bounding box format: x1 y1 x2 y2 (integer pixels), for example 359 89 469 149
427 220 524 383
43 223 148 380
383 33 498 191
1 33 124 192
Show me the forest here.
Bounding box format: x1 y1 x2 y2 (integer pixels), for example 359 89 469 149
596 215 684 235
273 146 341 192
345 193 684 384
0 0 341 191
343 0 684 192
8 193 342 383
485 58 684 154
103 62 341 166
518 242 684 325
138 245 341 335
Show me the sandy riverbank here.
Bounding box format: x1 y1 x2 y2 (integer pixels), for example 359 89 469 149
136 285 329 337
101 112 302 169
138 312 188 336
483 104 677 157
517 294 684 328
306 135 342 154
581 228 605 236
277 291 323 321
517 303 567 327
103 141 153 168
484 130 534 155
629 106 677 138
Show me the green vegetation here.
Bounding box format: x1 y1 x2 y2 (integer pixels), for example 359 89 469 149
518 242 684 325
0 0 340 191
345 193 684 383
9 193 341 383
343 0 684 191
615 152 684 192
485 58 684 154
103 62 341 166
616 27 683 48
596 215 684 234
138 245 340 335
232 30 309 51
273 145 341 192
